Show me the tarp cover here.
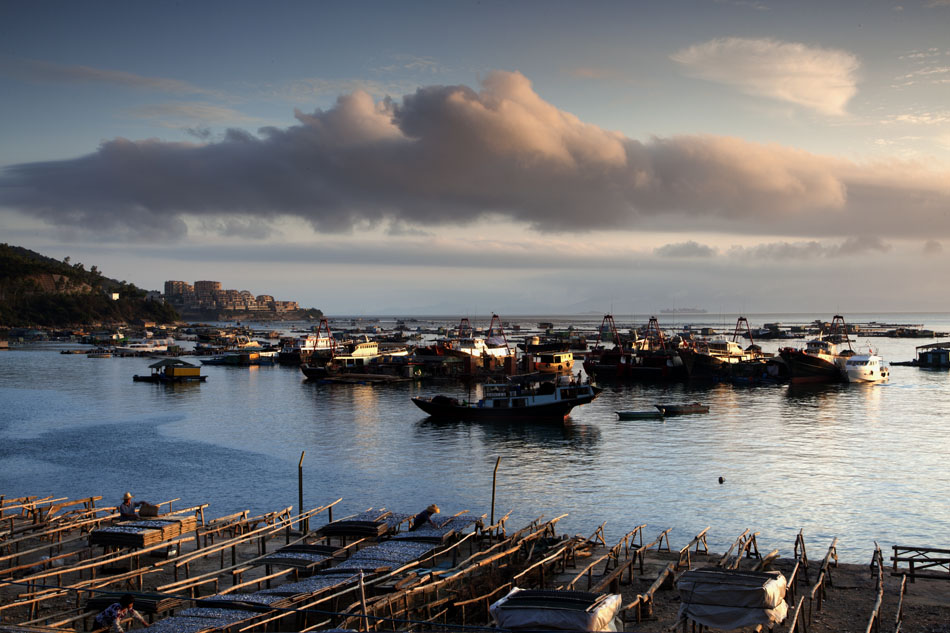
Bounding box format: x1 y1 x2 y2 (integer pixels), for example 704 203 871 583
490 588 622 631
677 568 788 630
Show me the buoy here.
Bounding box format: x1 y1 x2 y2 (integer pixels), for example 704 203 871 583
718 476 725 484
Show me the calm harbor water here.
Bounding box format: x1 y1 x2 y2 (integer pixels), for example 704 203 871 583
2 312 949 563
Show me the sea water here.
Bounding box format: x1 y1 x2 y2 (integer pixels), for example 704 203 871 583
1 312 949 563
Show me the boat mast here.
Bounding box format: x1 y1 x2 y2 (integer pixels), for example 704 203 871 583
734 316 753 346
316 317 337 358
830 315 853 352
646 316 666 350
596 314 622 348
487 313 511 355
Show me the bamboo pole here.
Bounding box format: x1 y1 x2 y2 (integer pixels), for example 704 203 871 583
299 451 307 534
490 456 501 526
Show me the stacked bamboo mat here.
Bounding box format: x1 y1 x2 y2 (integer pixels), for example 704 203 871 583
316 509 392 538
125 517 198 539
89 517 198 548
392 514 480 543
88 525 164 548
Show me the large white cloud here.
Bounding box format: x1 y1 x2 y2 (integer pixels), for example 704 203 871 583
671 37 859 115
2 70 949 241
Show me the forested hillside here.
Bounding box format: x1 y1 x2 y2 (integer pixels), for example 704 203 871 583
0 244 179 327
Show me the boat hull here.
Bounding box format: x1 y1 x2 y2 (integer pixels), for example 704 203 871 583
655 403 709 415
411 391 598 422
779 348 843 384
133 375 206 383
616 410 665 420
584 352 688 382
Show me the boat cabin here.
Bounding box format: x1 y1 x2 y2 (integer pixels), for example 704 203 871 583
479 376 594 408
535 351 574 373
916 343 950 367
133 359 206 383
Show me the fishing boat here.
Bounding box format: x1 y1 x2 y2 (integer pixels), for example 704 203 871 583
778 315 853 384
616 410 665 420
300 337 409 380
278 318 336 365
843 348 889 383
440 314 514 360
201 350 270 366
584 315 688 382
679 317 766 380
115 339 172 355
534 351 574 374
133 359 206 383
654 402 709 415
411 376 601 422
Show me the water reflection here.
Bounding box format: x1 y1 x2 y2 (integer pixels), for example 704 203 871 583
784 383 848 402
415 416 601 452
4 342 950 564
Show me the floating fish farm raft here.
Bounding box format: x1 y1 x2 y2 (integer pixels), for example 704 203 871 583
1 493 948 632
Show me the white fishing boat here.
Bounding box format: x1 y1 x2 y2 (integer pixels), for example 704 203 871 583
442 314 514 359
278 318 336 364
114 338 172 355
843 348 889 383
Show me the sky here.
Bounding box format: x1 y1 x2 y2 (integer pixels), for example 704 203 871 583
1 0 949 316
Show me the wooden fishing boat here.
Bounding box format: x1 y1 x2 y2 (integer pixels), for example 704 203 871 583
616 410 665 420
412 377 600 422
654 402 708 416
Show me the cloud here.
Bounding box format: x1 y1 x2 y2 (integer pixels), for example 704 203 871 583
0 55 215 95
892 111 950 125
2 70 950 242
923 239 943 254
730 237 890 260
126 102 269 128
671 37 859 115
893 65 950 88
260 77 414 104
195 217 273 240
654 241 717 257
374 54 443 75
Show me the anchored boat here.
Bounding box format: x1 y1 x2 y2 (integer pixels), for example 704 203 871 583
133 359 206 384
779 315 853 384
411 376 600 422
616 410 665 420
843 348 889 383
654 402 709 416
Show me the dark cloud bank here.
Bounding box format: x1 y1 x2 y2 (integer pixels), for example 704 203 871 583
2 71 948 240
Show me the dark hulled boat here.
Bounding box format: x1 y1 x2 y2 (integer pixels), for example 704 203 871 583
679 317 776 382
779 315 852 384
583 315 689 382
411 377 600 422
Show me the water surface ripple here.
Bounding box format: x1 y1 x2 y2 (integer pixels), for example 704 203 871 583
1 327 948 563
